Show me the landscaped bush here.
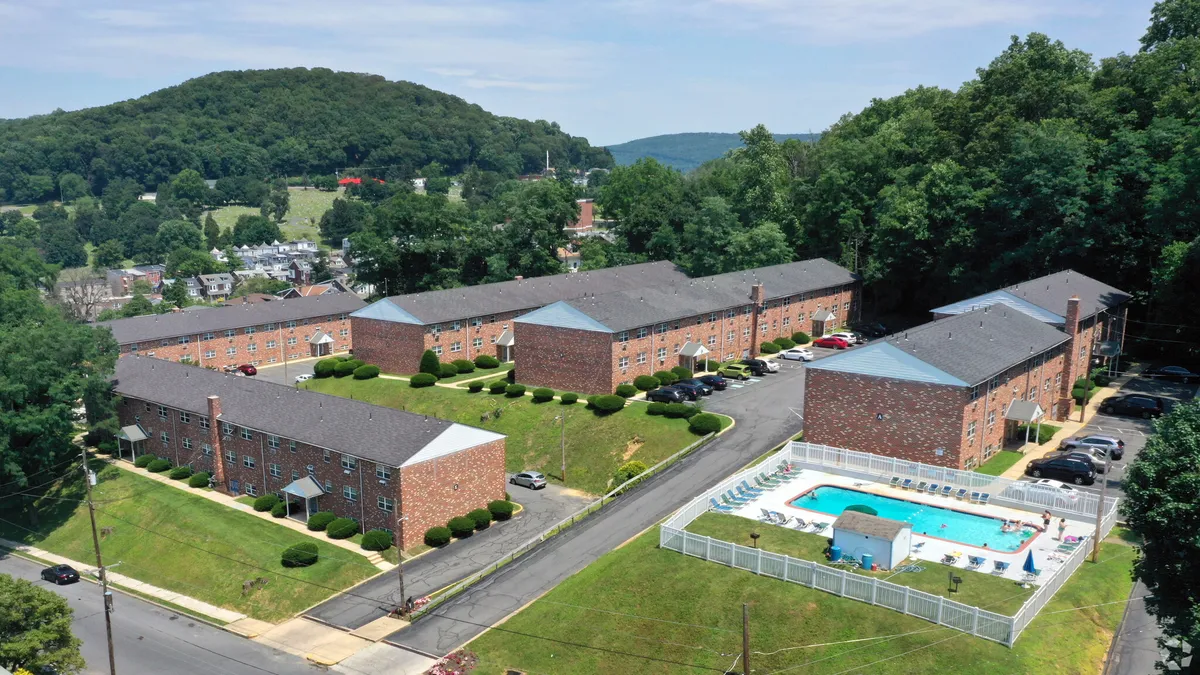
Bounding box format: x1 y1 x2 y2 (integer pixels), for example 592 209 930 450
507 369 516 383
671 366 693 380
488 500 516 521
689 412 723 434
653 370 678 385
360 530 393 551
560 392 578 404
586 395 600 408
664 403 693 418
468 381 485 393
187 472 210 488
352 365 380 380
424 526 452 547
1072 377 1098 402
314 358 340 378
647 401 666 415
505 384 526 397
775 337 796 349
593 394 626 414
281 542 319 568
1090 367 1112 388
791 331 811 344
614 384 638 398
271 501 288 518
306 511 337 532
133 454 156 469
451 359 476 374
410 373 437 387
488 380 508 394
532 387 555 402
253 494 281 512
346 359 365 370
474 354 500 369
334 360 358 377
759 341 780 354
1017 423 1062 445
702 359 722 372
613 460 648 485
419 350 441 375
468 508 493 530
633 375 660 391
168 466 193 480
447 516 476 539
147 458 172 473
439 363 459 379
326 517 359 539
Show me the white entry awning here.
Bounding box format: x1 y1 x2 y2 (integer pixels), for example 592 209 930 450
1005 399 1045 423
282 476 325 499
679 341 709 358
117 425 148 442
496 330 515 347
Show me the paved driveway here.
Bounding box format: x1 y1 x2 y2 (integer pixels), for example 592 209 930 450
254 359 316 386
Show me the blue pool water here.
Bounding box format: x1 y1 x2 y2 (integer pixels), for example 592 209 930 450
789 486 1032 552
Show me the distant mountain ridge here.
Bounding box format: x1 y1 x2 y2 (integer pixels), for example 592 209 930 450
606 132 819 172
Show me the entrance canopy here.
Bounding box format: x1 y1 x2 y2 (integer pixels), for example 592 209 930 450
496 330 515 347
1004 399 1045 423
282 476 325 499
309 331 334 345
813 310 836 322
117 425 148 442
679 341 709 358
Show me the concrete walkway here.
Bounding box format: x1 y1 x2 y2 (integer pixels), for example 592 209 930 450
0 536 246 624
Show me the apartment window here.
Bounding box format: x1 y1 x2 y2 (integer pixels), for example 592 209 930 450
178 336 190 344
618 331 629 343
226 347 237 356
430 324 441 337
708 335 716 346
966 421 977 443
179 411 191 424
969 385 980 401
432 345 442 356
291 470 300 480
245 484 257 497
1044 378 1051 392
130 343 139 352
245 326 256 335
341 455 357 471
225 450 236 464
375 465 392 481
490 336 498 344
243 455 255 468
987 410 996 428
264 323 276 331
240 427 252 441
343 486 358 502
340 329 349 338
289 440 297 453
471 317 482 328
674 343 681 354
657 347 667 361
268 357 277 363
203 332 215 341
269 463 281 478
182 437 192 450
286 320 297 329
248 343 257 353
225 329 236 338
636 327 648 339
306 464 315 476
618 356 629 369
199 416 209 430
473 337 483 349
268 435 280 449
728 331 735 341
743 327 751 338
1029 386 1038 401
222 422 234 435
161 339 171 347
783 317 791 327
286 337 297 346
202 443 213 456
158 405 168 419
709 312 717 323
654 323 667 335
1079 345 1086 360
744 306 752 316
1055 373 1062 386
378 496 394 513
324 479 333 493
636 352 647 365
451 321 462 331
160 431 170 444
450 342 462 353
843 302 850 311
204 350 216 359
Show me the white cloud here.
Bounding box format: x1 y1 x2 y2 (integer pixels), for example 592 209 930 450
463 78 574 92
427 68 479 78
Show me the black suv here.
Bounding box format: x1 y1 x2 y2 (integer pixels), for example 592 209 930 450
739 359 771 376
675 379 714 397
1100 394 1165 419
646 387 687 403
1024 457 1096 485
697 374 728 390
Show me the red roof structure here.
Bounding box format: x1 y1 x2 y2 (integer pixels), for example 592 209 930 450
337 177 386 186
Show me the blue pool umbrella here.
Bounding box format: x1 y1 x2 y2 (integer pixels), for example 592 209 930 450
1022 550 1039 576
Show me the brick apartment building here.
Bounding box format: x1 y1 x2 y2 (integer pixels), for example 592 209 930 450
99 294 366 371
112 357 506 548
803 270 1129 470
351 261 688 374
513 259 860 394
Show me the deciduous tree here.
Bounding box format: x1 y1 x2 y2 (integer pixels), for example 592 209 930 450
0 574 85 674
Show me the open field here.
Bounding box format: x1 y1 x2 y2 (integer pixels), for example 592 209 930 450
0 462 376 622
465 528 1137 675
977 450 1026 476
303 376 722 495
206 188 340 242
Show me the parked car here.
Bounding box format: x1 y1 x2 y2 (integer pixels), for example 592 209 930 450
237 364 257 376
813 336 850 349
675 379 714 397
853 321 889 338
1058 434 1124 461
697 374 728 390
1025 478 1079 495
647 387 688 403
718 364 754 380
1048 449 1110 473
295 373 313 384
666 382 702 400
779 347 814 361
741 358 778 374
1144 365 1199 383
510 471 546 489
830 332 859 345
1024 457 1096 485
1100 394 1165 419
40 564 79 585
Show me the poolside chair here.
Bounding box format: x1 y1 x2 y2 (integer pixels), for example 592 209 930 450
889 476 902 488
810 522 830 534
709 498 734 513
792 518 808 530
926 482 940 495
759 507 775 522
967 555 986 570
969 491 981 503
954 488 968 500
915 481 928 492
940 485 953 497
1057 535 1088 553
724 490 748 506
740 480 764 496
736 486 759 502
992 560 1010 576
757 472 781 488
775 470 796 483
771 512 792 527
900 478 913 490
940 552 960 566
977 493 991 505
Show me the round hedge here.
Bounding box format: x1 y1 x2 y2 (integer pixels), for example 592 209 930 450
438 363 459 379
168 466 193 480
791 331 811 344
410 373 437 387
147 458 172 473
488 500 516 521
532 387 555 402
586 395 601 408
468 508 493 530
775 337 796 349
253 494 281 512
353 365 380 380
670 366 693 380
271 501 288 518
326 517 359 539
281 542 319 568
614 384 638 398
689 412 723 434
647 401 666 416
560 392 578 404
653 370 678 385
505 384 526 398
633 375 660 391
447 516 476 539
425 526 452 547
488 380 508 394
474 354 500 369
306 511 337 532
188 472 211 488
468 381 484 393
451 359 475 374
702 359 722 372
347 359 365 370
664 402 693 419
759 341 780 354
334 361 358 377
314 358 340 378
133 454 156 469
360 530 393 551
593 394 626 414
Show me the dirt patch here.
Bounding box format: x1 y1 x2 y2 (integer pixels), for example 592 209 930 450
622 435 644 461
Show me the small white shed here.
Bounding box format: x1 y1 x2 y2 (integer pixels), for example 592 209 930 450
831 511 912 570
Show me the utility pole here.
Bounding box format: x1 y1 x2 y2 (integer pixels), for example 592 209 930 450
1092 450 1109 563
742 603 751 675
81 445 117 675
559 412 567 486
395 515 408 615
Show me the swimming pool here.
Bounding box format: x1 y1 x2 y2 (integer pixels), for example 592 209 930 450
789 486 1033 552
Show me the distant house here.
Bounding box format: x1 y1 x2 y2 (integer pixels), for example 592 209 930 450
162 277 203 300
198 273 234 301
55 275 114 321
106 265 166 296
556 247 581 272
412 177 427 189
289 260 313 286
277 280 352 299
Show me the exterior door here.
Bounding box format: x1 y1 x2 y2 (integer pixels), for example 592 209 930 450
229 480 240 494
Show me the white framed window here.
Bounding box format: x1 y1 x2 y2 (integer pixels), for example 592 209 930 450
969 386 980 401
471 317 482 328
243 455 255 468
245 326 256 335
202 443 213 456
289 440 297 453
378 496 394 512
341 329 349 337
490 335 498 344
430 324 442 337
743 327 750 338
783 317 790 327
744 306 751 316
1055 373 1062 386
199 416 209 430
225 449 236 464
226 347 237 356
324 479 333 493
203 332 215 341
287 337 297 346
709 312 717 323
221 421 234 435
225 329 236 338
618 331 629 343
323 449 331 463
451 321 462 331
268 435 280 449
987 410 996 427
160 431 170 444
343 486 358 501
178 336 190 344
376 465 391 480
182 437 192 449
179 412 191 424
636 327 648 339
656 323 668 335
204 350 216 359
451 342 462 353
240 427 252 441
266 340 277 348
245 484 257 496
708 335 716 346
728 331 735 341
636 352 647 365
618 356 629 369
657 347 667 361
432 345 443 356
1029 386 1037 400
341 455 357 471
286 320 297 329
473 337 483 349
269 463 281 478
1044 378 1051 391
291 470 300 480
158 405 168 419
248 343 257 353
966 421 977 443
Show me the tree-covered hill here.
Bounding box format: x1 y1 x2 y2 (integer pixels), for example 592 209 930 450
606 132 817 172
0 68 613 202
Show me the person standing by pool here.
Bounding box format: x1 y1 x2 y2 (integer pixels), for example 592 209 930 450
1042 510 1052 531
1057 517 1067 541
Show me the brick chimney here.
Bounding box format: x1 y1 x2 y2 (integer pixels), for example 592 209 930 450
206 395 226 490
1055 296 1081 421
749 284 766 356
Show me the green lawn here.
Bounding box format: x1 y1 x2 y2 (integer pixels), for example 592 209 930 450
977 450 1026 476
0 462 376 622
206 188 340 242
303 377 717 495
403 362 512 385
686 512 1032 614
466 527 1137 675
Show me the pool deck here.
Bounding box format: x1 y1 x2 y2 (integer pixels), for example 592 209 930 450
721 468 1095 584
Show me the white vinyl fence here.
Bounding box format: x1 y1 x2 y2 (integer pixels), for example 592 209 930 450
659 442 1121 647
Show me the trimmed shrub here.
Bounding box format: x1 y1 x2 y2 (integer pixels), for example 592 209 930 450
361 530 393 551
1089 367 1112 388
306 511 337 532
653 370 678 385
775 337 796 349
474 354 500 369
447 516 476 539
271 501 288 518
314 358 340 378
187 472 210 488
281 542 319 568
468 381 484 393
664 402 693 419
586 395 601 409
468 508 493 531
133 454 155 469
346 359 365 370
326 517 359 539
507 369 516 383
1017 422 1062 445
671 366 693 380
438 363 459 379
353 365 380 380
253 494 281 512
410 373 437 388
532 387 555 402
702 359 722 372
424 526 452 547
334 360 358 377
614 384 638 398
560 392 578 404
791 331 811 344
419 350 441 375
647 401 667 415
633 375 660 391
488 380 508 394
488 500 515 521
614 460 648 485
147 458 172 473
451 359 476 374
168 466 193 480
759 341 780 354
1072 377 1098 403
593 394 626 414
505 384 526 398
689 412 723 434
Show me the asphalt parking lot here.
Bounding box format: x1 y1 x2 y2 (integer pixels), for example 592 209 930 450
253 359 316 386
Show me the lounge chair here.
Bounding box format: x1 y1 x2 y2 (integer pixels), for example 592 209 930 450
900 478 914 490
969 491 981 503
955 488 968 500
792 518 808 530
709 498 733 513
757 472 781 488
977 493 991 505
940 552 960 566
724 490 748 505
916 481 928 492
992 560 1010 575
774 468 797 482
889 476 902 488
736 486 758 501
759 508 775 522
1057 535 1088 552
967 555 986 570
760 471 782 485
771 512 792 527
940 485 953 497
740 480 764 496
810 522 830 534
927 482 940 494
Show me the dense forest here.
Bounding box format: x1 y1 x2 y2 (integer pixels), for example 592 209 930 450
0 68 612 203
606 132 819 172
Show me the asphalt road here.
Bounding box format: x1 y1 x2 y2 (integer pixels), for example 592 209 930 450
1106 581 1160 675
0 553 318 675
254 359 315 387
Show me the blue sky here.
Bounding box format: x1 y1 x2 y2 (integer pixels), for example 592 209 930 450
0 0 1158 146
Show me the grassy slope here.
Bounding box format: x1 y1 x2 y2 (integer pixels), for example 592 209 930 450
207 188 339 242
303 377 710 495
0 463 375 622
466 529 1136 675
977 450 1025 476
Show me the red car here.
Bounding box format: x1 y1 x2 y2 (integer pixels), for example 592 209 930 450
237 364 257 376
813 336 850 349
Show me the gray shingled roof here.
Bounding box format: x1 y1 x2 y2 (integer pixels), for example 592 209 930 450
97 294 366 345
113 357 455 467
883 307 1069 386
833 511 911 539
1002 270 1130 320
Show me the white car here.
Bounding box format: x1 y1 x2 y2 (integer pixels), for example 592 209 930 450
779 348 814 361
830 332 859 345
1026 478 1077 494
295 373 314 383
